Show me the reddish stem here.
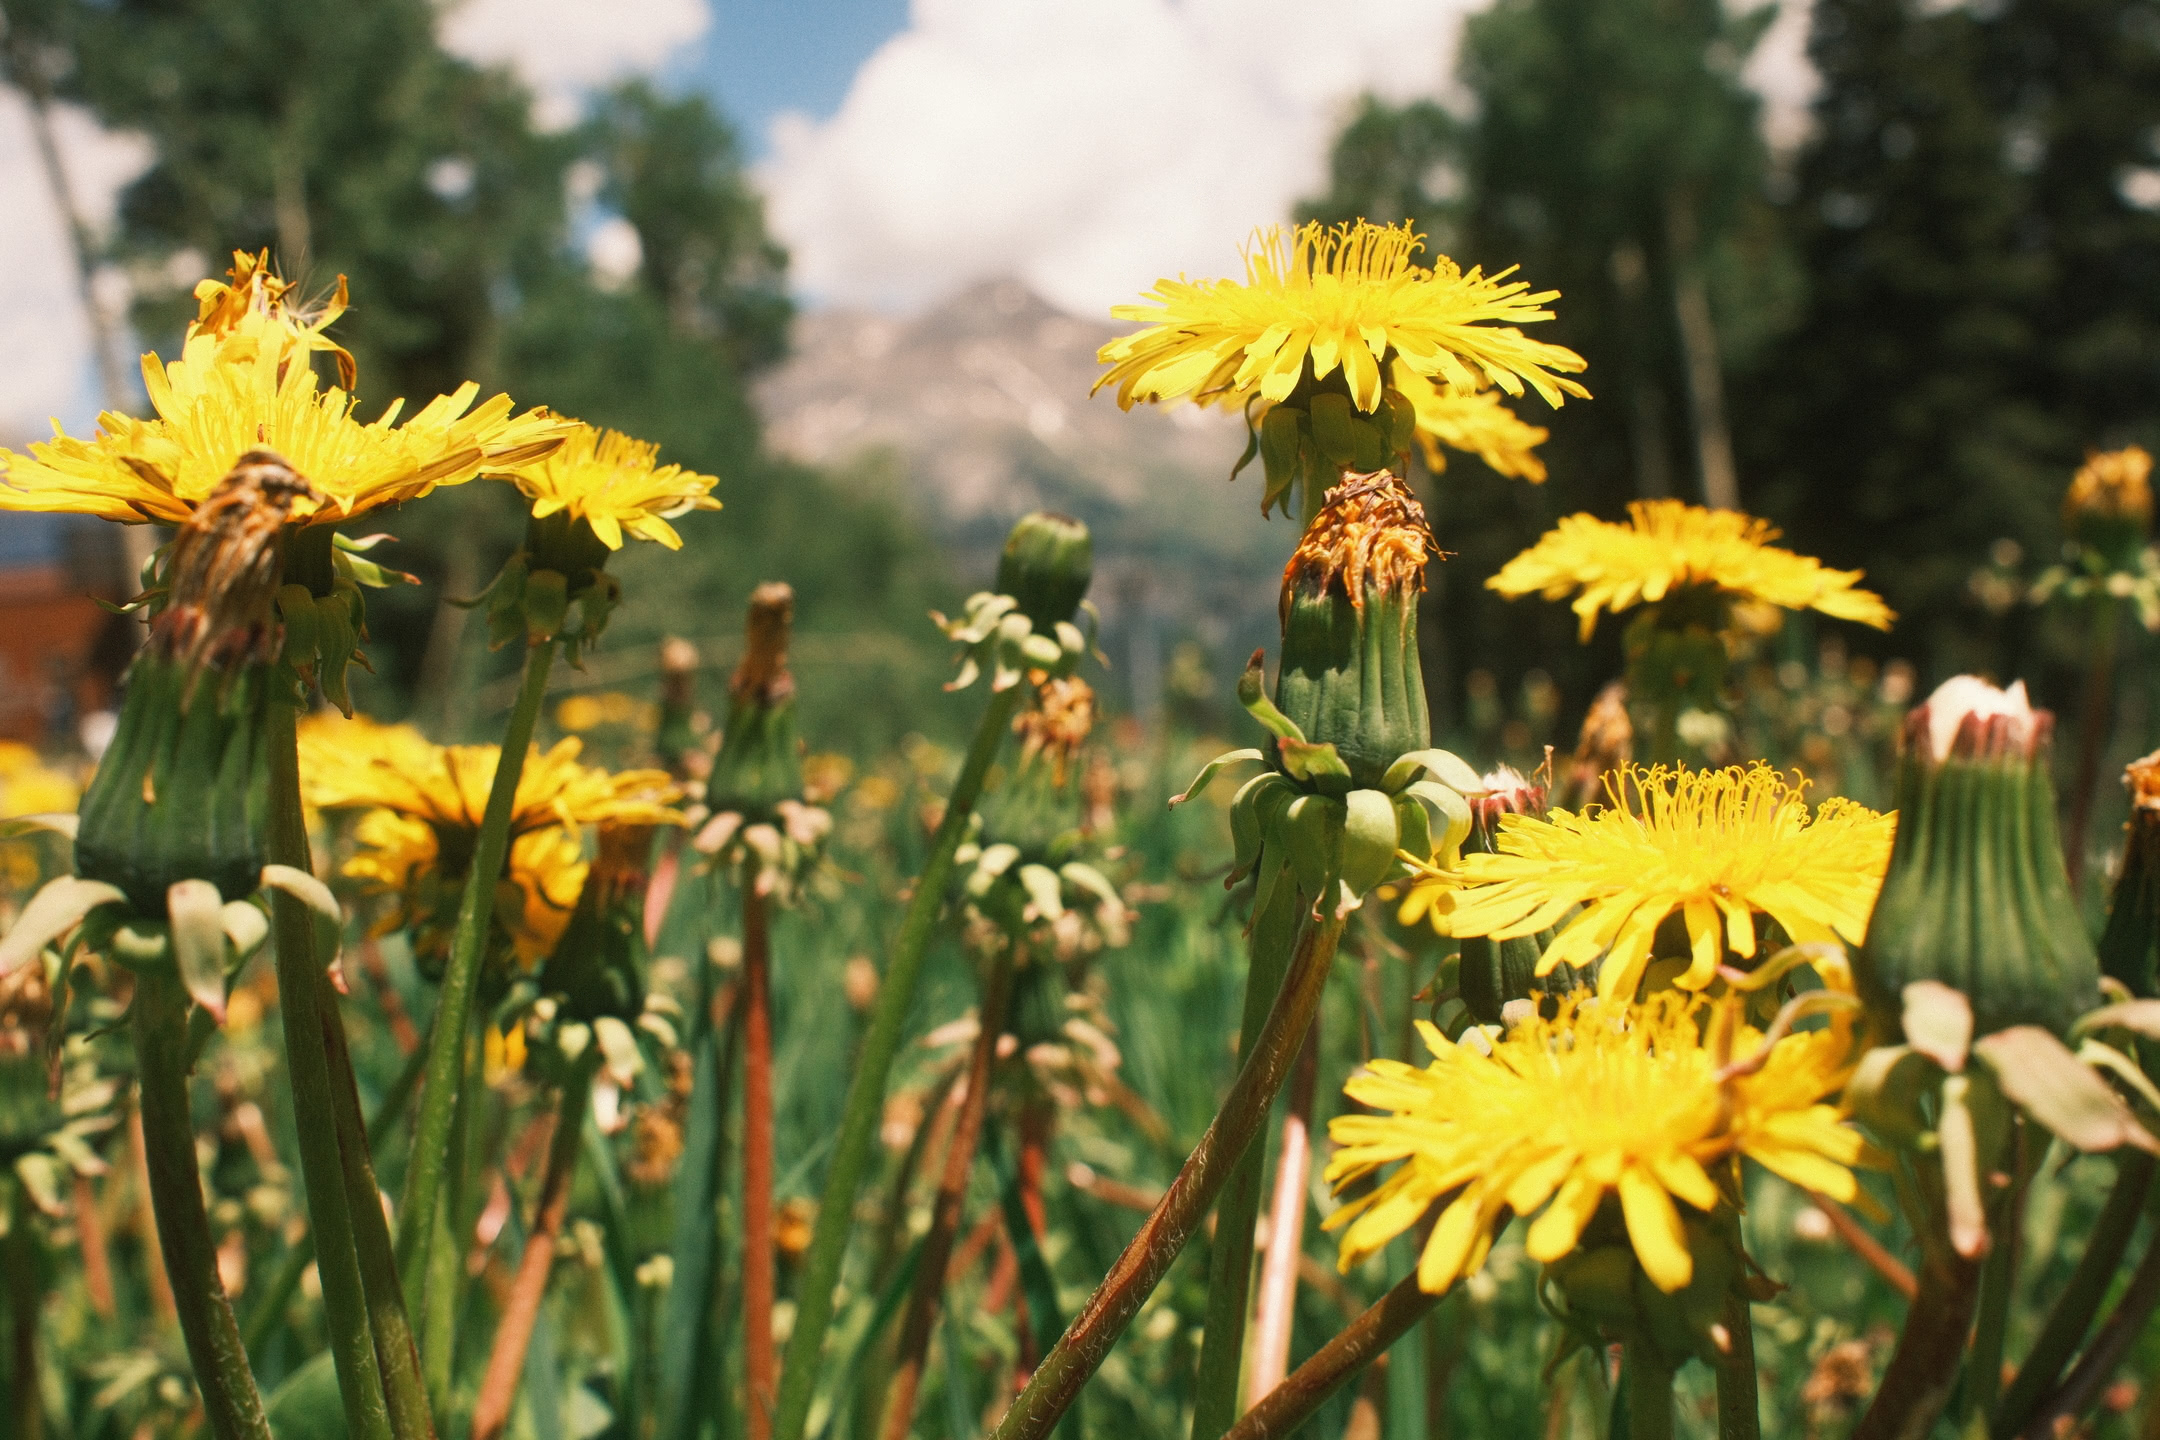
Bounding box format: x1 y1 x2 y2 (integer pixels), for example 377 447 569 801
1246 1021 1319 1408
74 1174 116 1319
1806 1191 1918 1302
470 1065 593 1440
878 946 1017 1440
744 884 778 1440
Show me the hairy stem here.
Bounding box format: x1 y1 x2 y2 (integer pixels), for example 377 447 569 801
131 968 273 1440
267 700 394 1440
743 883 777 1440
769 682 1024 1440
988 911 1346 1440
1220 1271 1440 1440
1191 875 1305 1439
878 941 1018 1440
396 640 556 1311
470 1058 596 1440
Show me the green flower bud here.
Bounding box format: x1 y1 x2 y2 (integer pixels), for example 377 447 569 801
2098 750 2160 997
1273 473 1432 789
1856 677 2100 1037
1544 1209 1738 1371
655 637 703 777
996 512 1093 631
707 584 804 820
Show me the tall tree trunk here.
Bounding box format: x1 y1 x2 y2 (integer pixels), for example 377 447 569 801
1664 191 1739 510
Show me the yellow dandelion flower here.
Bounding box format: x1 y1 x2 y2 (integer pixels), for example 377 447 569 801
1430 763 1895 1003
1390 362 1550 482
1490 499 1895 641
0 742 79 819
345 809 588 969
1094 219 1589 416
1323 989 1876 1296
188 248 357 389
1 294 568 528
505 424 720 550
2064 445 2153 530
298 712 682 838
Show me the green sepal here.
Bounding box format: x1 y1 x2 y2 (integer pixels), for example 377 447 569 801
1259 405 1303 517
1399 779 1473 868
276 585 320 671
1843 1043 1935 1146
1277 737 1352 789
1237 650 1306 743
315 588 361 716
1391 793 1432 880
524 569 570 645
1309 393 1359 466
1170 748 1267 808
1281 794 1343 899
1230 397 1264 484
1381 387 1418 455
1226 772 1282 882
1381 748 1483 797
1339 788 1400 898
483 553 530 649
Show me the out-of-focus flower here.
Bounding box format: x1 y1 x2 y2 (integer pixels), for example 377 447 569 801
1425 762 1894 1003
1491 500 1895 641
1324 988 1874 1295
1391 363 1549 482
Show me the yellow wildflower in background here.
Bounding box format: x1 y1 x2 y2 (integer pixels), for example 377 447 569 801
1391 363 1550 482
1324 989 1874 1295
345 809 588 968
1428 763 1894 1003
0 264 568 526
0 742 80 819
2063 445 2153 530
506 424 720 550
1490 499 1895 641
299 712 682 838
1095 219 1589 415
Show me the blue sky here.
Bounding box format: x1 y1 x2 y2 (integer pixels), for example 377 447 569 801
687 0 910 157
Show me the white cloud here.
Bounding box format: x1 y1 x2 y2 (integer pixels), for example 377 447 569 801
0 93 150 440
763 0 1477 317
437 0 711 124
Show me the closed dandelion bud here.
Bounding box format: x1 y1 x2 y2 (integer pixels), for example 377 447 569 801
1856 676 2100 1036
1273 473 1432 788
707 585 803 819
2063 446 2153 570
996 511 1094 631
2098 750 2160 997
656 636 702 778
539 822 658 1024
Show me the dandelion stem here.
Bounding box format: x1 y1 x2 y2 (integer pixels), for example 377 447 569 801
2020 1224 2160 1438
266 699 396 1440
769 681 1024 1440
1993 1150 2155 1436
877 938 1018 1440
470 1055 597 1440
987 909 1347 1440
743 883 778 1440
2066 592 2121 889
1713 1284 1759 1440
1850 1236 1981 1440
658 974 743 1440
131 966 274 1440
395 638 557 1312
1191 876 1305 1439
8 1158 44 1440
1218 1270 1440 1440
1622 1348 1677 1440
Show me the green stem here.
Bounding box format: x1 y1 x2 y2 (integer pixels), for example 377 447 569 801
421 1029 483 1413
395 639 556 1312
131 967 274 1440
6 1180 39 1440
1966 1134 2034 1430
1190 873 1304 1440
319 977 434 1438
988 911 1347 1440
242 1043 426 1360
1994 1150 2155 1436
2066 592 2121 890
744 884 777 1440
1623 1348 1676 1440
769 682 1025 1440
266 699 395 1440
1713 1208 1759 1440
659 974 743 1440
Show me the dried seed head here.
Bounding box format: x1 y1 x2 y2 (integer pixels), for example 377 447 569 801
1014 675 1097 784
1279 471 1431 627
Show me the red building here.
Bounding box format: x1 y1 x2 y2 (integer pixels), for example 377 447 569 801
0 514 135 746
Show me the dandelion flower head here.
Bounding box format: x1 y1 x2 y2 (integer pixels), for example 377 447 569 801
1095 219 1588 417
506 423 720 550
1489 500 1894 641
1390 362 1550 483
1 261 568 528
1428 762 1895 1004
1324 989 1875 1295
2063 445 2153 529
344 808 588 968
188 249 357 389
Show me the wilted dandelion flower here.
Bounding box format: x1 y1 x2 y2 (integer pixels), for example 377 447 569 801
1427 762 1894 1003
1324 989 1875 1295
1490 500 1895 641
505 424 720 551
1390 364 1550 482
187 248 357 388
0 257 566 528
1095 219 1588 415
